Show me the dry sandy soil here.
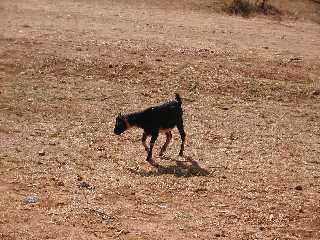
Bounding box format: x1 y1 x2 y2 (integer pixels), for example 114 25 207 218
1 0 320 239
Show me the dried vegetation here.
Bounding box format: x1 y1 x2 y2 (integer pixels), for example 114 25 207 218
224 0 282 18
0 0 320 239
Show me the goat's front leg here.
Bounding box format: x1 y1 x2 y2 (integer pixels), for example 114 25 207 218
159 132 172 156
177 124 186 156
141 132 149 152
146 132 158 162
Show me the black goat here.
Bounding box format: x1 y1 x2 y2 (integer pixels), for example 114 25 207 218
114 94 186 163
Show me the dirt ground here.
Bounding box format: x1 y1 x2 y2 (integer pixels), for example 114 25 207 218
1 0 320 239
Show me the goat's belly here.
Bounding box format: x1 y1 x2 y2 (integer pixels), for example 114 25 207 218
159 128 173 133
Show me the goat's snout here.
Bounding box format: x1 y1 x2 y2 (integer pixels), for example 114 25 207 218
114 128 120 135
114 126 125 135
114 115 127 135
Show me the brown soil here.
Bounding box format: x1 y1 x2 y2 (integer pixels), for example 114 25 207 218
1 0 320 239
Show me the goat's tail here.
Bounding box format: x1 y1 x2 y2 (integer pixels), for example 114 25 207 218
175 93 182 105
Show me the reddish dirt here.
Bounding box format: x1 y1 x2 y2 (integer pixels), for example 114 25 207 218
0 0 320 239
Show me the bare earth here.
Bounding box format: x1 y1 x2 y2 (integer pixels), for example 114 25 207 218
1 0 320 239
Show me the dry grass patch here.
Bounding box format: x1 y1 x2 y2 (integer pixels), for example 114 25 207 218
224 0 282 18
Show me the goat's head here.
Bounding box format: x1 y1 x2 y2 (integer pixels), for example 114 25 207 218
114 113 128 135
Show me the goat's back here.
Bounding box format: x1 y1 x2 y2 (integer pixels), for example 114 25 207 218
141 100 182 132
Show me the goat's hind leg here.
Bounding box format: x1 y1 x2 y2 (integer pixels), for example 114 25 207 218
159 131 172 156
177 123 186 156
141 132 149 152
146 132 159 162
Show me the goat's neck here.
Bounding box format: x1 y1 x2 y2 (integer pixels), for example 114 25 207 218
126 111 144 129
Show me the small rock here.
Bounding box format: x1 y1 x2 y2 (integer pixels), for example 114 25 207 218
289 57 302 62
22 24 32 28
79 181 94 190
56 201 65 207
269 214 274 221
38 150 45 156
75 46 82 51
219 106 229 110
48 141 57 146
194 188 207 193
95 194 103 200
295 185 303 191
77 174 83 181
159 204 167 209
311 90 320 96
79 181 90 188
57 181 64 186
97 146 105 151
24 195 40 204
117 229 130 236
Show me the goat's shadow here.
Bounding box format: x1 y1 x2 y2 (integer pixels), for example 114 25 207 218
129 155 210 177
